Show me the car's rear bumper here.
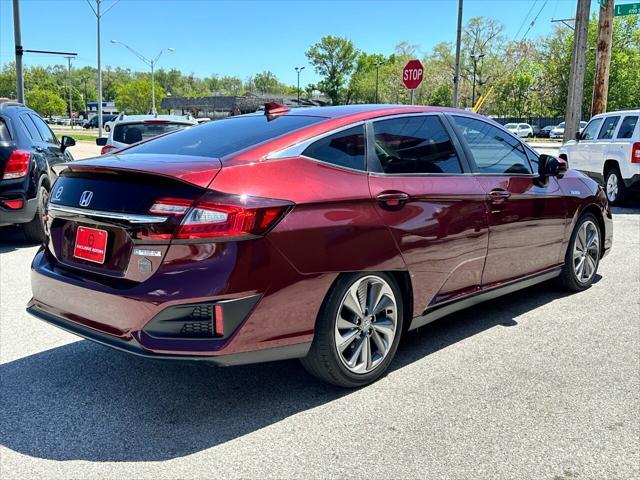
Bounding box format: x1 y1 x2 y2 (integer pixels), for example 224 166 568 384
26 302 310 365
0 196 37 226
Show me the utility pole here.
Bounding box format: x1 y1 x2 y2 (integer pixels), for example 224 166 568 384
591 0 614 116
452 0 463 108
65 56 74 128
374 60 383 103
12 0 24 103
564 0 592 143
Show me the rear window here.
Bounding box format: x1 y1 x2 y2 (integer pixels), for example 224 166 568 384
113 122 189 145
0 118 11 141
125 114 325 158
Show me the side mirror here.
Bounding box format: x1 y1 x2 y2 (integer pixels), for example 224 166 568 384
60 135 76 152
575 131 582 141
96 137 107 146
539 154 568 179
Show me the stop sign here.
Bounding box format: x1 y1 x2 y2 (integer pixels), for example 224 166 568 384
403 59 424 90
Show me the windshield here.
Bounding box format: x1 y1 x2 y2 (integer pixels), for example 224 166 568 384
124 114 325 158
504 123 517 128
556 122 565 129
113 122 190 145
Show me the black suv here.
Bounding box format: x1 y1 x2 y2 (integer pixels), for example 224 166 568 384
0 100 76 241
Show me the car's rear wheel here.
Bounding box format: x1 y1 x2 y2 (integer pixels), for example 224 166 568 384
558 213 601 291
22 184 49 243
301 272 403 388
604 167 627 205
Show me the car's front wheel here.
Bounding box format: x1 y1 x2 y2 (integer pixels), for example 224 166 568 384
558 213 601 291
301 272 403 388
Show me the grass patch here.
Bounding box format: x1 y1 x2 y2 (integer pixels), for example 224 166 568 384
69 134 99 142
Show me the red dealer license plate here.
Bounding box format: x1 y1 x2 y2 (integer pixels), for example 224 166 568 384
73 226 108 264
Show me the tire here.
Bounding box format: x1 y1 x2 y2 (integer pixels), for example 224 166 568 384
558 213 601 292
604 167 627 206
301 272 404 388
22 184 49 243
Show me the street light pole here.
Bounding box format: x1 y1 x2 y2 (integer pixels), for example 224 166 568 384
111 40 174 114
452 0 463 108
12 0 25 104
65 56 74 128
295 66 305 105
470 53 484 107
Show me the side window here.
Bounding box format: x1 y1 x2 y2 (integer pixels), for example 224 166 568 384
617 116 638 139
581 118 603 140
372 115 462 174
29 114 58 144
19 114 43 141
452 115 532 174
597 116 620 140
525 146 540 173
0 118 11 141
302 125 366 170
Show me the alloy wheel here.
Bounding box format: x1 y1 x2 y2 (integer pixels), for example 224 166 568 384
573 220 600 284
606 172 618 203
334 275 398 374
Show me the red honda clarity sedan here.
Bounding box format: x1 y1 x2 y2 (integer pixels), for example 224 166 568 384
28 104 612 387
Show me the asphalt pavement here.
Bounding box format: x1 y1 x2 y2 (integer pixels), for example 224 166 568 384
0 201 638 478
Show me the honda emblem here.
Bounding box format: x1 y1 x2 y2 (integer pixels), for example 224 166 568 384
79 191 93 207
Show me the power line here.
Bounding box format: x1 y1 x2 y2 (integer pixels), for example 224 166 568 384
521 0 550 42
514 0 539 40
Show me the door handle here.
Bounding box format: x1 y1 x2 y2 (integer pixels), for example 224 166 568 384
376 191 410 208
488 189 511 204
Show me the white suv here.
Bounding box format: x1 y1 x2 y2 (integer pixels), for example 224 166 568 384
559 110 639 205
96 114 197 155
504 123 533 138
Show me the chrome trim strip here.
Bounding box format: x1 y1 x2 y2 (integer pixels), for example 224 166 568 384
48 204 168 224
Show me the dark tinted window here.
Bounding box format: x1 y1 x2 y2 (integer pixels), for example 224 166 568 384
581 118 603 140
598 116 620 139
30 113 58 144
372 115 462 174
617 116 638 139
19 114 42 141
303 125 366 170
113 122 188 144
126 114 324 157
0 118 11 141
452 115 532 174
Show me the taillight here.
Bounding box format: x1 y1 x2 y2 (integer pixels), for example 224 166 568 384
100 145 117 155
1 199 24 209
632 142 640 164
148 193 292 240
3 150 30 179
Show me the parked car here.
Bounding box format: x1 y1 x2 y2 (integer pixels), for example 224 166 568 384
537 125 556 138
0 99 75 241
95 114 197 155
30 104 612 387
559 109 639 205
83 114 118 129
550 121 588 139
504 122 533 138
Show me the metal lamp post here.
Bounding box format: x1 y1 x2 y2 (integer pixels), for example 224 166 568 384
295 66 305 105
111 40 174 114
470 52 485 107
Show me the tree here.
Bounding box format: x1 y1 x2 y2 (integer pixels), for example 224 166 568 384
25 88 66 116
306 35 358 104
115 79 165 114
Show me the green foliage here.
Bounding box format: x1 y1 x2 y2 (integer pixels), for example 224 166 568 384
115 79 165 114
306 35 359 104
25 88 66 116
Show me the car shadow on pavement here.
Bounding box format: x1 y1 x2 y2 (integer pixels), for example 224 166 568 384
0 226 39 253
0 279 593 463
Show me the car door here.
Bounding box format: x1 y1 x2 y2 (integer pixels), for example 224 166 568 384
28 113 69 165
447 113 567 286
571 116 604 177
366 113 489 312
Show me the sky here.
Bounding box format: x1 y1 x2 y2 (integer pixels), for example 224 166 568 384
0 0 604 87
